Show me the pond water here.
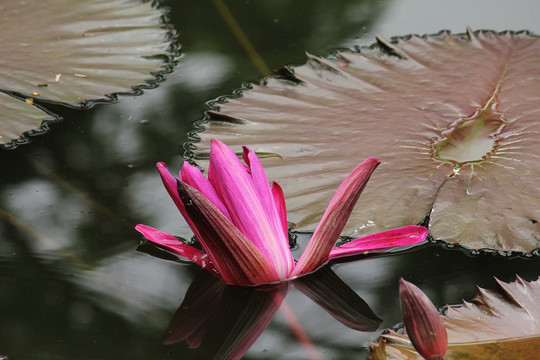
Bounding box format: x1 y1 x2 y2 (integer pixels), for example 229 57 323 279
2 0 540 359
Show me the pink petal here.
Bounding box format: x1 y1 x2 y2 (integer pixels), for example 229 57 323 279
208 138 293 280
271 182 289 238
242 147 275 222
135 224 210 269
292 158 380 277
177 180 280 286
328 226 428 261
157 162 183 211
400 279 448 360
180 161 231 220
156 162 205 243
243 147 294 273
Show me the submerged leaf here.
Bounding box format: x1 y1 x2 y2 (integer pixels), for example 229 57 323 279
193 30 540 253
0 0 175 146
370 276 540 360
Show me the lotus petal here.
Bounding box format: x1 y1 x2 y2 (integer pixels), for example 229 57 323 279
177 181 279 285
328 226 428 260
293 157 379 276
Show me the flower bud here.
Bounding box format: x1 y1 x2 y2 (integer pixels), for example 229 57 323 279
399 278 447 360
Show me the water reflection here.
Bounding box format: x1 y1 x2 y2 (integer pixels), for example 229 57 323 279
164 272 288 359
293 266 380 332
162 266 380 359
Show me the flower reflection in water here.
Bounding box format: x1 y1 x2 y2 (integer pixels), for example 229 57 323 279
159 266 381 359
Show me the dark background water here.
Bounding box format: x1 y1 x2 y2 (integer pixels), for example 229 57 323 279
2 0 540 359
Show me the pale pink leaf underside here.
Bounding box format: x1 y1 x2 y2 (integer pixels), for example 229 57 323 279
194 30 540 253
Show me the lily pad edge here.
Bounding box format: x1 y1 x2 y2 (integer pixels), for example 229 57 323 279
184 28 540 258
184 29 538 159
1 0 181 150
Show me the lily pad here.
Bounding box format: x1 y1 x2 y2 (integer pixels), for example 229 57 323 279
369 276 540 360
193 30 540 253
0 92 57 146
0 0 175 147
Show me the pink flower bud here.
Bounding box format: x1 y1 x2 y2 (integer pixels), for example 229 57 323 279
399 279 448 360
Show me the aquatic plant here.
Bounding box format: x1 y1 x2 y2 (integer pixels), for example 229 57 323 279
372 276 540 359
194 30 540 253
399 279 448 360
136 138 427 286
0 0 176 148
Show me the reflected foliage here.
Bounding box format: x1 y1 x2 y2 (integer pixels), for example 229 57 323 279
0 236 178 359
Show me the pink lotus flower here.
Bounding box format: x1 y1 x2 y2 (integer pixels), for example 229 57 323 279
136 138 428 286
399 279 448 360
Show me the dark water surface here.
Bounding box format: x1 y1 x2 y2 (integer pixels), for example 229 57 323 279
2 1 540 359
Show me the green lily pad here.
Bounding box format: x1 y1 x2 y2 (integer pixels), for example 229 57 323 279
370 276 540 360
0 0 175 147
193 30 540 253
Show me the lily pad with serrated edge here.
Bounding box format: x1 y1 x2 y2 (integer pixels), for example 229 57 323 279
0 92 58 147
191 29 540 253
0 0 177 148
369 276 540 360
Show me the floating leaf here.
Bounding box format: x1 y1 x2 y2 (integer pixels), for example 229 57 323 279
0 92 56 146
193 30 540 253
370 276 540 360
0 0 175 146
